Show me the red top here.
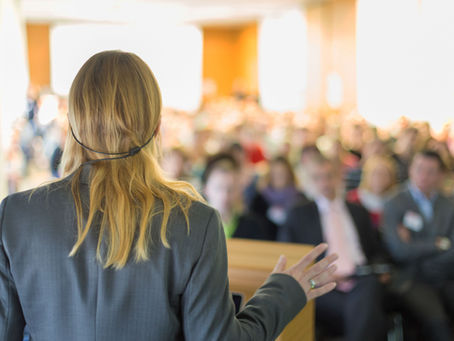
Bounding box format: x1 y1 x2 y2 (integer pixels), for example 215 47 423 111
245 144 266 164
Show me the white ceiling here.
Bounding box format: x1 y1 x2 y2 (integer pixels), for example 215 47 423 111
21 0 327 25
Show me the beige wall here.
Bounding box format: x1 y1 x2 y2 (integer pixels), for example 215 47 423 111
306 0 357 113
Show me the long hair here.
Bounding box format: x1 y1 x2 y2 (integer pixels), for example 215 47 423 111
61 50 202 269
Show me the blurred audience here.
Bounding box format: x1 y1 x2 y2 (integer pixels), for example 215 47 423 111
344 137 390 192
201 153 274 240
250 156 307 231
347 155 397 229
295 144 322 199
227 142 261 207
162 147 191 181
278 156 387 341
5 88 454 341
392 127 420 183
383 150 454 341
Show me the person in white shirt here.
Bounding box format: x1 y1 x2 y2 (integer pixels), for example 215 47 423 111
279 156 387 341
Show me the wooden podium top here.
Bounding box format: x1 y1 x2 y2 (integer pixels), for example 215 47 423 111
226 239 315 341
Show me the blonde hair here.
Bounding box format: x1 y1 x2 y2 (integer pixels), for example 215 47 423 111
61 50 202 269
359 155 397 192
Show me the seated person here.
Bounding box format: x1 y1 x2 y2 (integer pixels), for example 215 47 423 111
383 150 454 341
343 138 389 193
227 142 260 207
250 156 308 227
392 127 420 183
278 156 387 341
347 155 397 229
295 144 323 199
202 153 274 240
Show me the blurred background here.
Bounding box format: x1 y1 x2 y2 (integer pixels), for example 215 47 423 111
4 2 454 340
1 0 454 196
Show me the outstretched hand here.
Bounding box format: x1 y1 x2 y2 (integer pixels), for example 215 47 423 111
273 243 338 301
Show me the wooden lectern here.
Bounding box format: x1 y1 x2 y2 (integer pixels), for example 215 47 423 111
226 239 315 341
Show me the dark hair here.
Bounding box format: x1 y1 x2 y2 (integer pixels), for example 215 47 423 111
201 153 239 185
228 142 244 154
413 150 446 171
301 145 321 157
268 156 296 186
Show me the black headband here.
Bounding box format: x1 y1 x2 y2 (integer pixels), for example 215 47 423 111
70 126 156 164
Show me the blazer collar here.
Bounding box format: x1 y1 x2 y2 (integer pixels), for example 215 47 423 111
402 187 423 213
315 195 346 213
79 163 93 185
402 186 443 224
63 163 93 185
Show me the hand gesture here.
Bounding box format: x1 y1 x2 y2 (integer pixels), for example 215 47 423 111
273 243 338 301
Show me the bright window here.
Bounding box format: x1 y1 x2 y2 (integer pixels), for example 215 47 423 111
357 0 454 131
258 8 307 112
50 23 203 111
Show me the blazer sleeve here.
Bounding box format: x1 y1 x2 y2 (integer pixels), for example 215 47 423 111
181 210 307 341
0 198 26 341
382 198 439 262
352 204 387 263
419 210 454 280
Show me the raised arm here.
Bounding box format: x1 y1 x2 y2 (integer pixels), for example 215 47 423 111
181 210 337 340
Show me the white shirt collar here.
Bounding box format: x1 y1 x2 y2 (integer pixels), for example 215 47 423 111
315 195 344 213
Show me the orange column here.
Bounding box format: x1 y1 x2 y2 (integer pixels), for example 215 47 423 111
26 23 51 88
236 24 258 96
203 26 238 97
202 24 258 98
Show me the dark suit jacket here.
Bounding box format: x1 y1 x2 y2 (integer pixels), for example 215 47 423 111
382 186 454 282
0 163 307 341
278 201 384 263
233 212 276 241
249 191 308 234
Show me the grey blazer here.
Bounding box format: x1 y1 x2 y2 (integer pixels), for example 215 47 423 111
0 164 306 341
382 185 454 283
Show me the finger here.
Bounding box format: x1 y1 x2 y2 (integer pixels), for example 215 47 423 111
272 255 287 273
293 243 329 271
298 264 337 297
309 264 337 288
306 282 337 301
302 253 338 281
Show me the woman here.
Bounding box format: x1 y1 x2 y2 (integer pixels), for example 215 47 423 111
0 51 337 340
347 155 397 229
251 156 307 228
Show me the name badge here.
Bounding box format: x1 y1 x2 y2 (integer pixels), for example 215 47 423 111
403 211 424 232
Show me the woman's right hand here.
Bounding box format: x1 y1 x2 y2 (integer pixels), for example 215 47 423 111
273 243 338 301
